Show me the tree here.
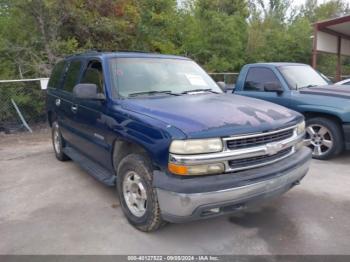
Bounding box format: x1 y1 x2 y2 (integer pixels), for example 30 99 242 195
1 0 350 79
246 0 293 62
300 0 350 22
133 0 180 53
180 0 249 72
59 0 141 51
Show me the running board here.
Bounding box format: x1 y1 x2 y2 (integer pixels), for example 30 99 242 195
63 146 116 186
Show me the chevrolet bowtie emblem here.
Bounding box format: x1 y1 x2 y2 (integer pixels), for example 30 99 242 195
266 142 283 156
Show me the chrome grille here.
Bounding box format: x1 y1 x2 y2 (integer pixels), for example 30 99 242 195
228 147 293 171
226 128 294 150
169 124 303 174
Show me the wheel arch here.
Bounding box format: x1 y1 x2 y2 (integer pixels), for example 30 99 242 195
112 139 159 176
47 111 57 127
303 111 343 126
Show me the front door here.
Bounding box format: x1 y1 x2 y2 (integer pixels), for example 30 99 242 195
72 60 113 170
235 67 290 108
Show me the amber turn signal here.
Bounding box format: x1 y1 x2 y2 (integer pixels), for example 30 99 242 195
168 162 225 176
168 163 189 175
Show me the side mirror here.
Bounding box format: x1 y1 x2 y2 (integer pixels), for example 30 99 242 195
73 83 105 100
264 82 283 94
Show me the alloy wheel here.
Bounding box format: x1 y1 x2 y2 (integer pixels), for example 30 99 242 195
53 125 61 154
122 171 148 217
305 124 333 157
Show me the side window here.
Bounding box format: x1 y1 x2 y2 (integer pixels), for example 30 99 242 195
62 60 82 92
244 68 280 92
48 61 65 89
81 61 104 93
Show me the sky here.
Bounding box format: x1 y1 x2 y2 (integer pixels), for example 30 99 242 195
291 0 350 7
178 0 350 9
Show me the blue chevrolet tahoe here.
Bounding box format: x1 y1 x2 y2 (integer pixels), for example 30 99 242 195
46 52 311 231
233 63 350 160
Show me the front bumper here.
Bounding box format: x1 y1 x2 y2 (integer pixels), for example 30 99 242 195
155 147 311 223
343 124 350 150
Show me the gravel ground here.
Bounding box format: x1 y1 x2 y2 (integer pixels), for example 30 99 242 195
0 130 350 255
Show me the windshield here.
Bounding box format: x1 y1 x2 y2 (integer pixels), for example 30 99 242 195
109 58 222 97
278 65 328 89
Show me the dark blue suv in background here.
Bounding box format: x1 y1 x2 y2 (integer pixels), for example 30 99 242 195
46 51 311 231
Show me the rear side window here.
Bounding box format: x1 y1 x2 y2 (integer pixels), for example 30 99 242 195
48 61 65 89
244 68 279 92
62 60 82 92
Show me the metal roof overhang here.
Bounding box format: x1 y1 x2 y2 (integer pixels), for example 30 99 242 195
312 15 350 80
316 15 350 39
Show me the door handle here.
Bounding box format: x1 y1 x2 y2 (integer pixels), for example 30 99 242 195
71 104 78 113
55 98 61 107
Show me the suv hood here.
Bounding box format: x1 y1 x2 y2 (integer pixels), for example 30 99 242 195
121 94 302 138
300 85 350 99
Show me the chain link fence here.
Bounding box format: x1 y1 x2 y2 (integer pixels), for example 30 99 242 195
0 80 48 134
209 72 239 84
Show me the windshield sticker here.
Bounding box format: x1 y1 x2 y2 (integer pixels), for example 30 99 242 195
185 74 207 86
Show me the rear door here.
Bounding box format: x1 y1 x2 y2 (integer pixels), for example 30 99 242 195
56 59 83 145
235 67 290 107
72 59 112 169
47 60 66 124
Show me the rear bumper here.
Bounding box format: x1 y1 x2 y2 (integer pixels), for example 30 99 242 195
343 124 350 150
154 147 311 223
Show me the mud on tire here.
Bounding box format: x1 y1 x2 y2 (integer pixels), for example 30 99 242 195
117 153 166 232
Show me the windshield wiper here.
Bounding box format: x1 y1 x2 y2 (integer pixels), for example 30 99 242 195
128 90 179 97
180 88 219 94
300 84 318 89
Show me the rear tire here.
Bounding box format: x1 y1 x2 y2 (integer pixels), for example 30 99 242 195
52 121 70 161
305 117 343 160
117 154 165 232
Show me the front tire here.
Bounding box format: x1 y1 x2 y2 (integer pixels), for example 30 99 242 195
52 121 70 161
117 154 165 232
305 117 343 160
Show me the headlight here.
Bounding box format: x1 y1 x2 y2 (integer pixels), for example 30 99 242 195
296 121 305 135
169 138 223 154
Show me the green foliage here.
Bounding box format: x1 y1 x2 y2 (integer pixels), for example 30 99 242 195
179 0 248 71
300 0 349 22
2 0 350 126
0 0 349 78
246 0 349 76
0 83 45 124
133 0 179 53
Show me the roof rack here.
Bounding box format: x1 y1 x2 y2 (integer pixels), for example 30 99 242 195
66 49 153 57
65 50 101 58
116 49 151 53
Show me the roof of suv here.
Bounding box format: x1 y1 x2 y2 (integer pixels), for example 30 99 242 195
247 62 308 67
65 51 191 61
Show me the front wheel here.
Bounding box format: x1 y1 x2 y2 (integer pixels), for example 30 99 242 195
117 154 165 232
305 117 343 160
